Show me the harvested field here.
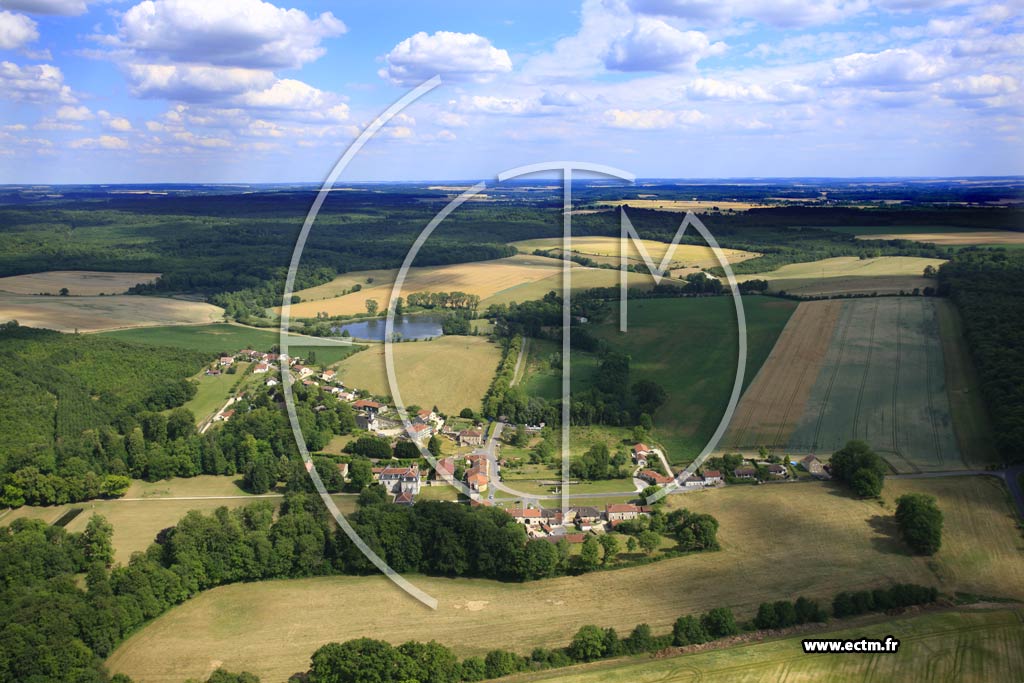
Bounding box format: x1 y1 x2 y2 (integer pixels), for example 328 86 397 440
285 255 564 317
335 336 502 415
735 256 947 297
787 298 962 472
593 199 772 212
482 267 656 308
854 229 1024 245
105 476 1024 682
509 236 758 270
724 301 842 450
0 270 160 295
0 292 224 332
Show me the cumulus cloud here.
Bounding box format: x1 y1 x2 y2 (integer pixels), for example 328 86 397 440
461 95 538 115
69 135 129 149
380 31 511 85
109 0 345 69
436 111 467 127
0 9 37 49
685 77 812 102
0 0 88 15
604 107 705 129
237 78 348 119
605 17 724 71
56 104 93 120
826 48 949 87
124 63 275 100
98 110 133 131
0 60 75 103
940 74 1018 99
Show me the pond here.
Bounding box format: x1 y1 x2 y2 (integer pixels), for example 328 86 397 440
332 313 446 341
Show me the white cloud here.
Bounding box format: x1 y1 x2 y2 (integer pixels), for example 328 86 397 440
172 130 231 147
436 129 456 141
110 0 345 69
604 17 724 72
56 104 93 120
100 112 133 131
124 62 276 100
604 107 705 129
436 111 467 127
827 48 949 87
0 60 75 103
940 74 1018 99
69 135 129 149
0 10 37 49
237 78 348 119
461 95 539 115
0 0 88 15
380 31 512 85
630 0 870 29
686 77 773 101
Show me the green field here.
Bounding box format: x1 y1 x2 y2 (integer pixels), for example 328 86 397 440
335 335 502 415
590 297 797 464
181 363 250 424
734 256 946 297
105 475 1024 682
100 323 364 364
518 608 1024 683
787 298 962 472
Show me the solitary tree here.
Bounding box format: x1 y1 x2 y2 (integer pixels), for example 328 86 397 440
365 299 379 316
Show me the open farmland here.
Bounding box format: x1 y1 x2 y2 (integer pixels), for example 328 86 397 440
285 255 566 317
784 298 962 471
590 297 797 464
592 199 774 212
518 608 1024 683
844 225 1024 246
0 292 224 332
0 270 160 295
509 236 759 270
335 336 502 415
734 256 947 297
100 323 364 365
0 476 357 565
105 476 1024 682
724 301 843 450
480 267 656 308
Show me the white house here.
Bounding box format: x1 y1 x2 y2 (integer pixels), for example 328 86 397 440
377 466 421 495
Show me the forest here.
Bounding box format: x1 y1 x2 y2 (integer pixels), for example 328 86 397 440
938 249 1024 464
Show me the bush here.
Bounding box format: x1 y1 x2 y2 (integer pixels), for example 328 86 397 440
895 493 943 555
701 607 740 638
672 615 710 646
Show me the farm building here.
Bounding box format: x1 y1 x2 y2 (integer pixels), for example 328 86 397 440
605 503 650 522
219 356 234 366
638 469 673 485
734 466 756 479
702 469 722 485
353 399 387 414
459 429 484 446
801 455 826 476
766 464 789 479
683 475 705 488
253 362 269 374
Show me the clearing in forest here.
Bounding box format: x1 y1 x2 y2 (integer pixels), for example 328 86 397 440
734 256 947 297
509 236 759 270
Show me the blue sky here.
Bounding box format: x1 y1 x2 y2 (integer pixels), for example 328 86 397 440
0 0 1020 182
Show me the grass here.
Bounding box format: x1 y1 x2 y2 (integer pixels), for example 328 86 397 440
935 300 1000 467
480 268 655 309
787 299 963 472
734 256 947 297
590 297 797 465
105 475 1024 682
0 270 160 295
515 608 1024 683
335 336 503 415
181 363 250 424
0 292 223 333
101 323 364 365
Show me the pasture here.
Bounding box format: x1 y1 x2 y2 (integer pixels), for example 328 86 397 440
0 476 358 566
591 297 797 464
734 256 947 297
334 336 502 415
285 255 566 317
100 323 363 365
181 364 249 425
785 298 962 472
509 236 758 270
0 270 160 295
105 475 1024 682
518 608 1024 683
0 292 223 332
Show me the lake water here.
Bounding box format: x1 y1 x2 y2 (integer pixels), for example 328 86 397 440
332 313 446 341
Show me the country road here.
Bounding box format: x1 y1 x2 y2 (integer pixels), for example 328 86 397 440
510 337 528 387
889 466 1024 520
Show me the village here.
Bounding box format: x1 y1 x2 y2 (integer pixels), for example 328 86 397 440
204 345 834 541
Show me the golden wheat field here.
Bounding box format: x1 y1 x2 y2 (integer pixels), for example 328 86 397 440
0 270 161 295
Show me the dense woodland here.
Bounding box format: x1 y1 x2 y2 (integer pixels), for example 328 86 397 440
0 323 359 507
938 249 1024 464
